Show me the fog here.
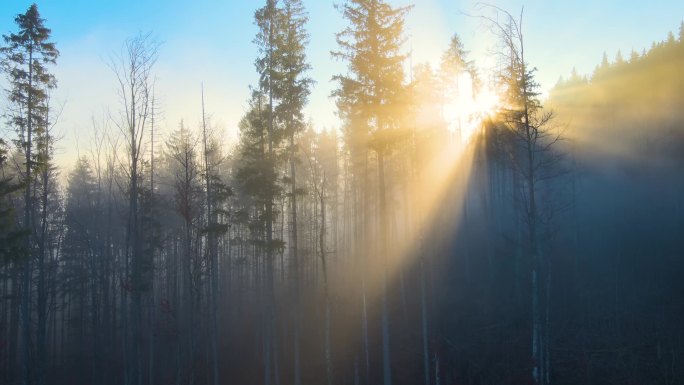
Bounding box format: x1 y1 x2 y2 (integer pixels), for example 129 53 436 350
1 3 683 385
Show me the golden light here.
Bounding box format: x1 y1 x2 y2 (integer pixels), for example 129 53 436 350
342 66 505 309
365 72 500 299
357 67 507 303
443 71 500 144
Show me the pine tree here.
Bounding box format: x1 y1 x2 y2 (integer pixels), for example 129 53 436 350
253 4 281 381
439 33 478 140
273 1 313 383
1 5 58 385
62 157 98 365
440 33 479 100
0 140 24 264
164 120 201 384
235 89 281 384
252 1 314 382
333 2 411 384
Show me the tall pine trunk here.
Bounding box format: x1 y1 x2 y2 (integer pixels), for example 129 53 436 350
289 133 302 385
20 44 35 385
378 150 391 385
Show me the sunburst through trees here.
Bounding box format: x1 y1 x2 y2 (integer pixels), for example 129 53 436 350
0 2 683 385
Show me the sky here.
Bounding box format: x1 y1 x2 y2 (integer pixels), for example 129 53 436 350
1 0 683 171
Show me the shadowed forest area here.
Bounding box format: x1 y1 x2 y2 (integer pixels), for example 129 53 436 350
0 2 683 385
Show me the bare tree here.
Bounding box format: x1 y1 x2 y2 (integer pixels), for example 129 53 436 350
478 5 564 385
110 31 159 385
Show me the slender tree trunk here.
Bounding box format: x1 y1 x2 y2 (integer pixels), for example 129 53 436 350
128 93 141 385
263 45 276 385
289 133 302 385
519 40 549 385
318 185 333 385
9 265 20 384
359 155 370 385
201 84 220 385
434 352 440 385
20 43 36 385
37 156 50 385
361 278 370 385
378 150 391 385
420 249 430 385
148 89 156 385
183 159 195 385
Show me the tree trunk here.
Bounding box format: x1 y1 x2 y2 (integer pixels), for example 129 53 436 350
319 186 333 385
20 43 35 385
37 157 50 385
420 251 430 385
289 133 302 385
378 150 391 385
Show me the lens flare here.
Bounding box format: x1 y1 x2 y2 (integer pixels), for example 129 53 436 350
443 72 500 144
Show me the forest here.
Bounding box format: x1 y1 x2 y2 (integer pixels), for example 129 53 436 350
0 2 683 385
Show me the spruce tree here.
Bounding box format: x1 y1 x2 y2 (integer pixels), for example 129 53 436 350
0 141 24 264
1 5 58 385
333 2 411 384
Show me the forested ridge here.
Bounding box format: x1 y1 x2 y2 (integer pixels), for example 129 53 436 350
0 2 683 385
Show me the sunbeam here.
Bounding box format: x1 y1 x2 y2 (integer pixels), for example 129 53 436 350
2 2 682 385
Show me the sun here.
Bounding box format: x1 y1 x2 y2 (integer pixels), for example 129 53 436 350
443 73 500 144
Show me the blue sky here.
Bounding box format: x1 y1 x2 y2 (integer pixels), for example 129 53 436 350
1 0 683 169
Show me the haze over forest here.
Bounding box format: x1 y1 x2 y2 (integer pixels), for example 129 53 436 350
0 2 683 385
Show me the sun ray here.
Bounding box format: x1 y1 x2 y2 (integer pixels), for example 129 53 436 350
443 71 500 144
